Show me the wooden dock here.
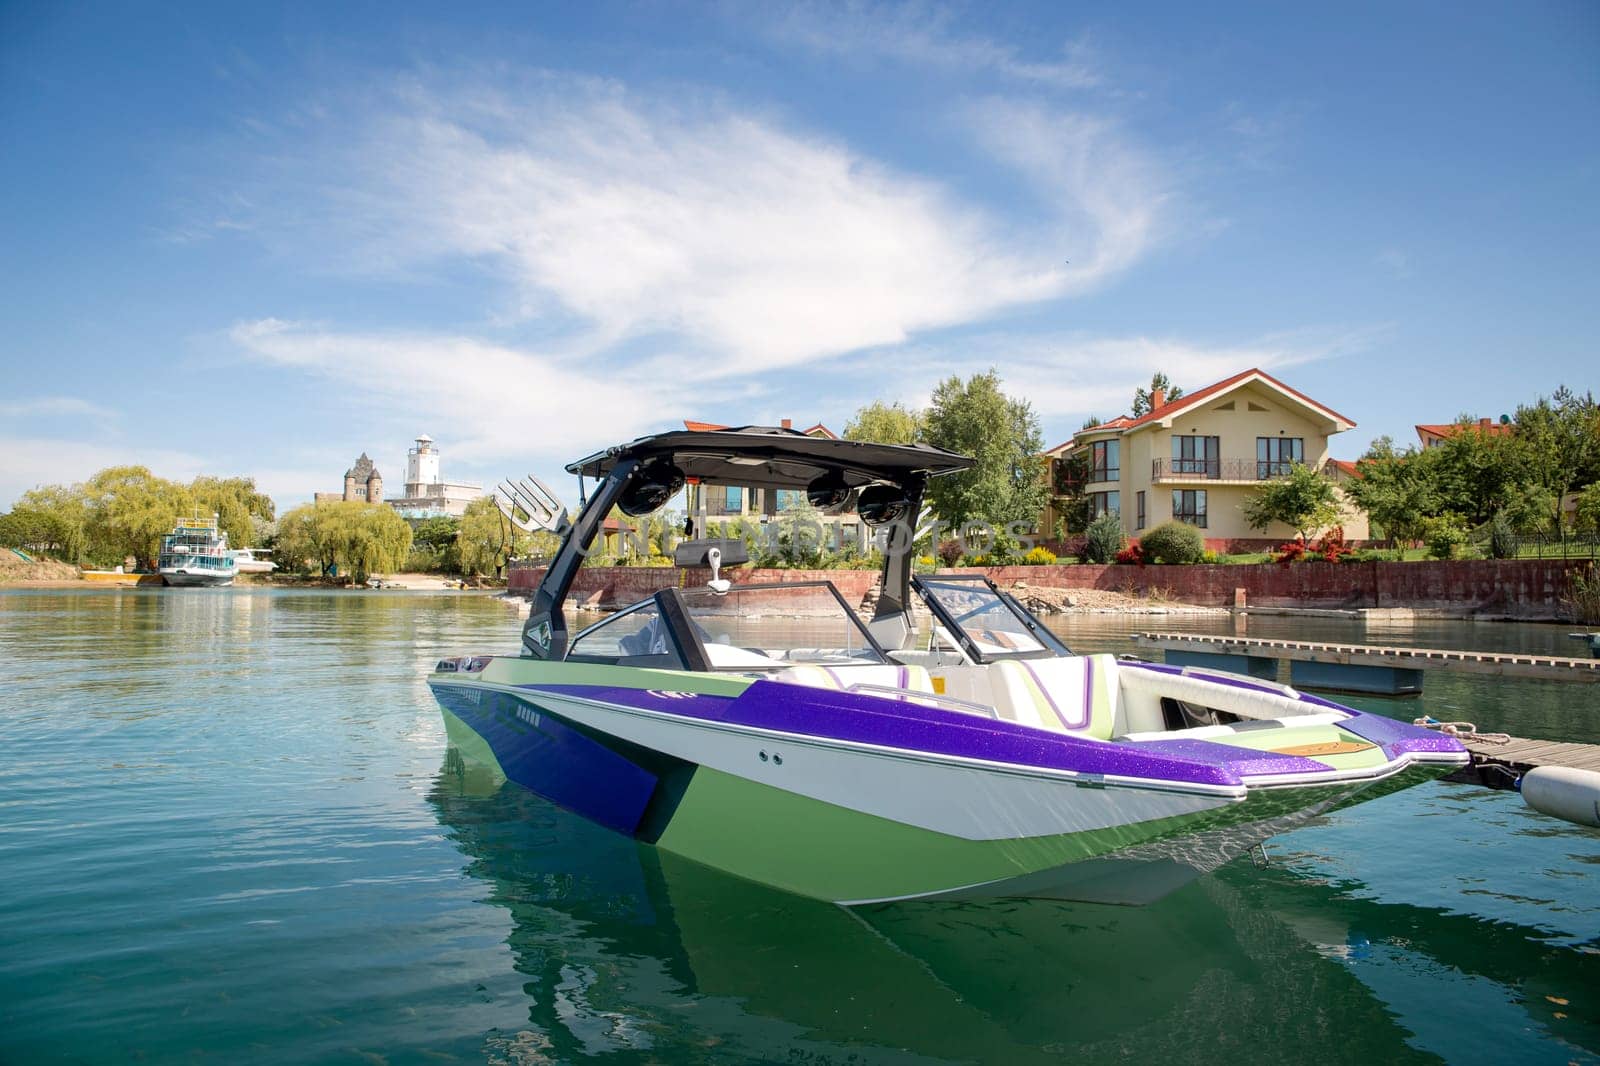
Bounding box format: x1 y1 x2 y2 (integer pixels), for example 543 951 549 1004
1446 731 1600 789
1134 633 1600 684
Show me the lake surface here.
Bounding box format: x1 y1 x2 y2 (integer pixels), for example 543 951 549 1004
2 588 1596 1064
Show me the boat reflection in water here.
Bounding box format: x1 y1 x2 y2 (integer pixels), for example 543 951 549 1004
430 749 1597 1064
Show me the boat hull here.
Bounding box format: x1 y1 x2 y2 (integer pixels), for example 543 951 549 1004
160 569 236 587
431 670 1455 905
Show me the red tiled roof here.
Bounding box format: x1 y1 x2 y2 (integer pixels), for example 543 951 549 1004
1119 368 1354 431
683 419 838 438
1416 421 1514 439
1327 458 1361 477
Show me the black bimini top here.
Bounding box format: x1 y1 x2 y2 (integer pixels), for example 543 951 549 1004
566 427 973 491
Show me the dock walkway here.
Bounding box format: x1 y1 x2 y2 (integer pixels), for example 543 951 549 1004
1134 632 1600 683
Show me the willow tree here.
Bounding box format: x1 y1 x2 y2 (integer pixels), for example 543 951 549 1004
843 401 923 445
274 501 411 581
1 484 90 561
190 476 275 549
83 466 195 567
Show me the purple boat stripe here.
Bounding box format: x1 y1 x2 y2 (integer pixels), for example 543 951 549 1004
518 680 1377 787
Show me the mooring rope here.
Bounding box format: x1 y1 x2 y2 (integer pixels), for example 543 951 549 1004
1413 716 1512 745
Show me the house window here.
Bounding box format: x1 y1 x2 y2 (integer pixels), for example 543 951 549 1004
724 486 744 512
1135 491 1146 531
1172 435 1220 477
1089 491 1121 519
1089 440 1120 483
1172 490 1207 528
1256 437 1304 479
774 489 804 511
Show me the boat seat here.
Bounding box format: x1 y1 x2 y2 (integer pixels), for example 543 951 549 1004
988 655 1121 739
775 664 935 695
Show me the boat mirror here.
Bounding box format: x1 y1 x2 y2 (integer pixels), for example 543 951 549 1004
496 475 568 534
805 470 852 513
618 459 686 517
706 546 731 594
857 484 910 526
673 538 749 567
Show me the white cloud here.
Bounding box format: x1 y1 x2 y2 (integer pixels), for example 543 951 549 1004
850 326 1378 429
228 318 694 466
0 396 117 419
0 437 207 509
245 73 1163 376
760 3 1102 90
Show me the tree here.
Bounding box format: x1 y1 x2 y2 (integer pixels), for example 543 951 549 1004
921 370 1048 531
273 501 412 582
1241 462 1341 543
1132 373 1184 417
1050 450 1094 535
458 497 521 577
1512 386 1600 536
1346 448 1437 556
1427 418 1523 526
843 401 923 444
190 476 275 550
83 466 195 567
1 484 89 561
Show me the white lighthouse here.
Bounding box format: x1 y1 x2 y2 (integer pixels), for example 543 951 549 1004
387 434 483 519
405 435 440 497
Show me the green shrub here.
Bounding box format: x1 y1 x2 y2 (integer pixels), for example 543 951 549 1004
1023 546 1057 566
1140 521 1205 565
1083 513 1124 564
1423 513 1469 560
1487 511 1519 560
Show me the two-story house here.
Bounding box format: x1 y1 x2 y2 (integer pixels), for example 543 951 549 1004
1044 369 1367 550
682 420 866 549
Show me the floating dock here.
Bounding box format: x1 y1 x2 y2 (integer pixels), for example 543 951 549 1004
1134 632 1600 693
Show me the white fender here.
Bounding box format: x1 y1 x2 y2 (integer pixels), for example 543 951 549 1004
1520 766 1600 828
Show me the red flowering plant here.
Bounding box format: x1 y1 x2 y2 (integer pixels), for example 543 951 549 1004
1115 542 1145 567
1314 526 1353 563
1274 540 1306 566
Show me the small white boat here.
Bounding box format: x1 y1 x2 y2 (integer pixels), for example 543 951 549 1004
158 515 238 587
231 548 277 574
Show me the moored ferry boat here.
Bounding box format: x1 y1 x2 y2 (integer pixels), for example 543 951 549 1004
158 515 239 587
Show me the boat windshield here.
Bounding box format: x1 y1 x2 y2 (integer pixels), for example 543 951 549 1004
675 583 889 671
566 582 889 672
913 574 1066 662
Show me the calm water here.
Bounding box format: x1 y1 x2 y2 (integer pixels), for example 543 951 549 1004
2 588 1597 1064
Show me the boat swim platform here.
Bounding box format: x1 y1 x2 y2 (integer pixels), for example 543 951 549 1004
1133 632 1600 694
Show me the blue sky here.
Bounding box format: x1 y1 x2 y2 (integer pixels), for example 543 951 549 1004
2 1 1596 510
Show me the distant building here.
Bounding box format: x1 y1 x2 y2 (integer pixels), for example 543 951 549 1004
314 453 384 505
1415 417 1515 449
385 435 483 519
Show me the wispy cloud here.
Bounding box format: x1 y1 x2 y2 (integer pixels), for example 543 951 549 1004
230 71 1165 377
228 319 697 464
758 3 1102 90
0 436 206 507
1375 247 1413 279
0 396 117 419
845 326 1381 428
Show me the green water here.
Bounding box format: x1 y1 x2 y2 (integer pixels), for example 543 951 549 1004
1 588 1596 1064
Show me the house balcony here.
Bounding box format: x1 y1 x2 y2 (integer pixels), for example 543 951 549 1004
1151 458 1298 484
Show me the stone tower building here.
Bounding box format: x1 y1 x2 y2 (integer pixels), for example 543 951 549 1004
341 453 384 503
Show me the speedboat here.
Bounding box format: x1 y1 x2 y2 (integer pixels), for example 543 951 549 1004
230 548 277 574
158 514 239 587
428 427 1468 905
